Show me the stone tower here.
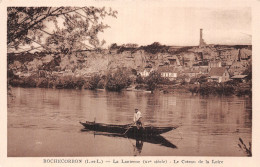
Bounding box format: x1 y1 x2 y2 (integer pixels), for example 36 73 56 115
199 29 206 48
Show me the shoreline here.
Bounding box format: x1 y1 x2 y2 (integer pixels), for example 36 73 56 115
8 79 252 97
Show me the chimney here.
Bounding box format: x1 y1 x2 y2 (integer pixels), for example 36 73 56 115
200 29 203 42
199 29 206 48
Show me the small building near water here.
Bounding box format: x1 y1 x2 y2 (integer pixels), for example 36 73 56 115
209 61 222 68
231 75 248 83
139 67 154 77
208 67 230 83
157 67 179 81
183 69 201 78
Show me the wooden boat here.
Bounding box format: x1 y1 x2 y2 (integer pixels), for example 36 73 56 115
79 121 177 137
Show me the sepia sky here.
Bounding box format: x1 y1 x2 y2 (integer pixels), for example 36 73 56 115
99 5 251 47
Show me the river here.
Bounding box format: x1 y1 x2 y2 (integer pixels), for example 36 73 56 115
7 87 252 156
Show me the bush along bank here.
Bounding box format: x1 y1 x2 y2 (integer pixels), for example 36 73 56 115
188 81 251 96
9 75 86 89
8 68 133 92
8 70 251 96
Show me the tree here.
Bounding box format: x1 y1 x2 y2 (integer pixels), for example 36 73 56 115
145 71 161 93
125 43 138 48
7 7 117 54
109 43 118 50
106 68 131 91
140 42 170 54
87 74 101 90
198 75 208 84
242 64 252 82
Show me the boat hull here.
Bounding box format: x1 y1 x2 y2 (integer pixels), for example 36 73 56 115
79 121 176 137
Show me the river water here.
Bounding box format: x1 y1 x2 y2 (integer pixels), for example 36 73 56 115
7 87 252 156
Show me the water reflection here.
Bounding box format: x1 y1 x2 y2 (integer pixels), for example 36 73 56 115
8 88 252 156
134 140 143 155
81 129 177 155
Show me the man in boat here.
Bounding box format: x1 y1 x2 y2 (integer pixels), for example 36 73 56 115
133 108 143 129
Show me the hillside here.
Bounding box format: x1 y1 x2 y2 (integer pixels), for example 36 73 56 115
8 44 251 79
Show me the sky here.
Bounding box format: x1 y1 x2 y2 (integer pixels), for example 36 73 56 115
7 3 252 53
99 5 251 47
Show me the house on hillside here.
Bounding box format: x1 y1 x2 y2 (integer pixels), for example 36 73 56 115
208 67 230 83
231 75 248 83
183 69 202 78
180 68 204 83
158 67 179 81
209 61 222 68
139 67 153 77
193 66 209 74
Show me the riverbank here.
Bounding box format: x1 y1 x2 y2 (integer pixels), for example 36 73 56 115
8 73 251 97
157 82 251 96
8 67 132 91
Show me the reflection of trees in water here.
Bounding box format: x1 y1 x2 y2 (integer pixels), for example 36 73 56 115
194 96 252 134
145 93 178 126
105 91 148 124
81 90 251 135
244 97 252 128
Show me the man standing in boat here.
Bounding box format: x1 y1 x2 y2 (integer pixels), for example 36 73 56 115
133 108 143 129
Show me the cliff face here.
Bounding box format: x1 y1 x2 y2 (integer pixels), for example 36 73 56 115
7 45 252 78
59 49 152 75
108 50 148 70
8 49 149 77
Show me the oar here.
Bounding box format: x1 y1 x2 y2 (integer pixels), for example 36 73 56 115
123 122 135 135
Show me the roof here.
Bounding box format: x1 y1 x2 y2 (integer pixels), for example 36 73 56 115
183 69 200 73
231 75 247 79
157 66 179 73
209 67 227 76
